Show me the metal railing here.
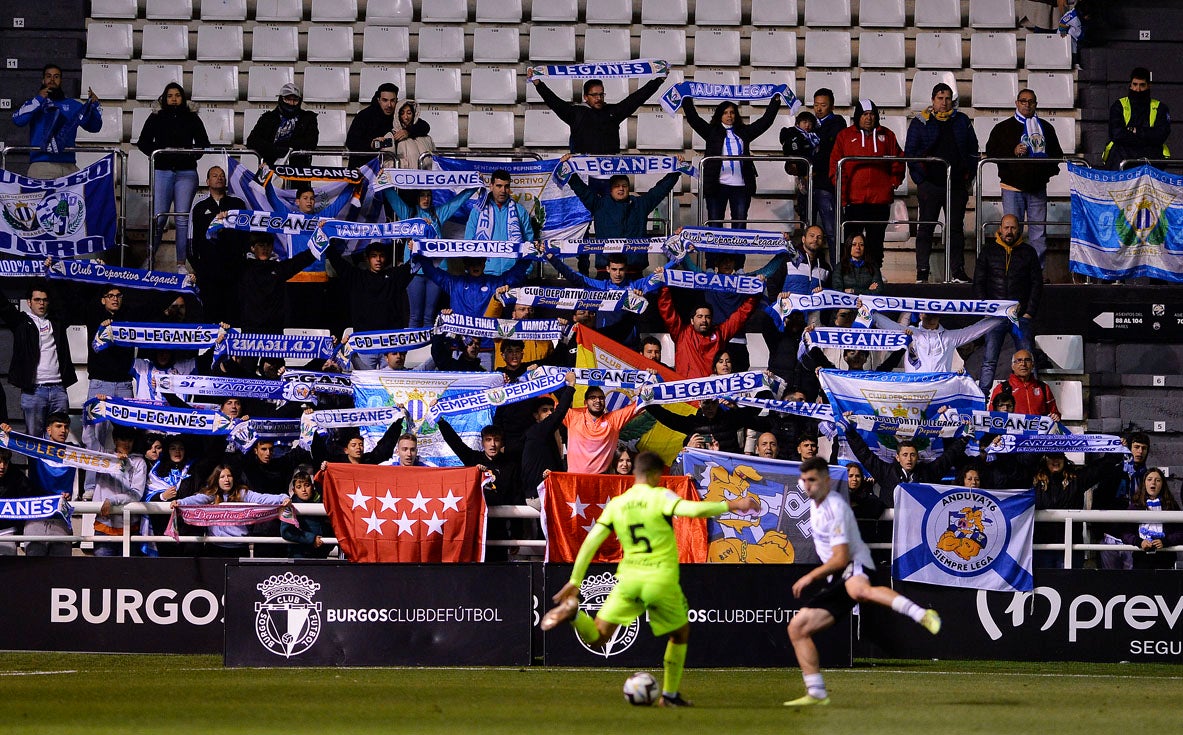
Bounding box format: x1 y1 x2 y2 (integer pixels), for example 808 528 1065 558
973 156 1090 250
696 154 813 234
835 155 950 281
1118 157 1183 172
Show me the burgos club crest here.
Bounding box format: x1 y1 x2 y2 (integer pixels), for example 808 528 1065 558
925 491 1006 575
576 572 639 657
255 572 322 658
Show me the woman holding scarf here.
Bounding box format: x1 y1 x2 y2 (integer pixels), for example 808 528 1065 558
1121 469 1183 570
172 463 290 558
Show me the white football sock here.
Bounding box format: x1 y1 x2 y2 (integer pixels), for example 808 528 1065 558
891 594 926 623
803 673 827 699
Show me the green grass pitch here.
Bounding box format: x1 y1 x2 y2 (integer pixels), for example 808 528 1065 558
0 653 1178 734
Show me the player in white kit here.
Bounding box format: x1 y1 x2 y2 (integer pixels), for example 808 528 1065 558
784 457 942 707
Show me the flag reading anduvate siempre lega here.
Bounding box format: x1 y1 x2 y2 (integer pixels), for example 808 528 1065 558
0 155 117 257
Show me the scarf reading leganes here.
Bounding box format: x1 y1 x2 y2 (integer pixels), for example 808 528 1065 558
85 396 233 436
497 286 649 314
281 370 353 396
637 371 775 407
411 239 540 259
92 322 222 353
669 227 793 256
555 155 696 185
47 259 197 293
661 81 800 115
658 267 765 295
804 327 911 351
733 396 836 422
374 168 484 192
344 328 433 356
208 211 434 259
529 58 668 79
213 332 336 361
544 238 667 257
0 494 72 525
0 430 128 476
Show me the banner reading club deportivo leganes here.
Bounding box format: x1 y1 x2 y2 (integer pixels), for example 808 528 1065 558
0 155 117 257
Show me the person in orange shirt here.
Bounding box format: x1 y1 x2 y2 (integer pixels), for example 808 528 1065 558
563 385 642 475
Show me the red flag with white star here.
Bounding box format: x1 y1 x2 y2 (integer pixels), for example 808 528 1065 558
541 472 708 564
321 464 487 563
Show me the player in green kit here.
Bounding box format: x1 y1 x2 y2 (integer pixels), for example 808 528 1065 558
541 451 761 707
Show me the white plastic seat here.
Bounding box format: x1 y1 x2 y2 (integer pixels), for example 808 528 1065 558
641 0 687 25
915 0 961 27
597 78 629 106
421 0 468 22
82 63 129 101
77 105 124 143
750 112 791 151
973 115 1007 152
858 72 907 108
751 31 797 68
306 26 355 63
583 27 630 62
636 112 684 150
970 0 1016 28
365 0 413 25
748 69 796 106
978 158 1002 195
196 25 244 62
190 63 239 101
806 71 853 107
857 31 906 68
91 0 138 19
752 0 798 25
417 26 466 64
302 66 351 103
692 69 741 88
696 0 742 25
1045 168 1072 196
470 68 519 104
1025 72 1074 109
465 110 516 149
246 65 295 102
360 66 407 102
971 71 1020 108
311 0 357 21
639 29 687 65
694 29 741 67
1025 33 1072 70
418 109 459 148
532 0 578 22
1044 115 1076 153
145 0 192 20
526 76 569 104
528 26 577 62
255 0 302 22
86 23 134 60
805 0 852 26
311 108 348 147
140 24 189 60
753 160 796 193
130 107 152 144
804 31 852 68
910 70 957 109
363 26 411 63
197 107 235 145
252 26 299 62
915 32 963 69
242 107 267 143
970 32 1018 69
135 64 184 101
473 27 520 63
476 0 523 23
878 114 908 151
199 0 247 21
414 66 463 104
858 0 906 27
586 0 631 24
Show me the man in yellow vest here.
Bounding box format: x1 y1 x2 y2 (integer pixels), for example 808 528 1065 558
1104 67 1171 169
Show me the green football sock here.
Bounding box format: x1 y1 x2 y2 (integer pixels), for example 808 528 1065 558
571 611 599 645
662 641 688 696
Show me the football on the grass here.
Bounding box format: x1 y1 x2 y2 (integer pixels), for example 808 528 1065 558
622 671 659 706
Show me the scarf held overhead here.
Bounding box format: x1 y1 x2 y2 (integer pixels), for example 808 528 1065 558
637 371 775 407
434 313 565 341
0 430 128 476
661 82 800 115
497 286 648 314
92 322 222 353
85 397 233 436
529 59 668 78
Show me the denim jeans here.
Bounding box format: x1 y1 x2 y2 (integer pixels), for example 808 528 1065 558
20 384 69 439
153 169 200 264
407 272 442 328
82 379 134 495
706 184 751 229
978 317 1034 392
1001 188 1049 266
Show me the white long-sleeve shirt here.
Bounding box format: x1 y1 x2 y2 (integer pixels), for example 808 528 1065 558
871 312 1002 373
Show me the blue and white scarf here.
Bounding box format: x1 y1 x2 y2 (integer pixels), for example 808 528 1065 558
345 328 433 355
47 260 196 293
228 417 303 453
473 198 524 243
545 238 667 257
0 430 128 477
985 433 1128 454
568 367 656 389
309 217 434 259
960 409 1062 436
659 268 765 295
556 155 696 185
662 81 800 115
498 286 649 314
85 397 233 436
773 290 860 319
213 332 336 362
305 405 406 432
427 368 567 422
1139 497 1165 542
412 239 539 259
669 227 791 256
374 168 485 192
1015 112 1048 157
530 59 668 79
0 494 72 523
282 370 353 396
0 260 46 277
637 371 774 407
804 327 911 351
433 313 565 341
734 396 836 422
848 413 966 439
92 322 222 353
155 374 316 403
858 294 1020 323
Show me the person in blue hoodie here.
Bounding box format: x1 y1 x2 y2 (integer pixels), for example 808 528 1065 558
12 64 103 179
2 413 76 556
413 254 533 319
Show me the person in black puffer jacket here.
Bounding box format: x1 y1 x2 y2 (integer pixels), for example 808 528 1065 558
972 214 1044 392
246 82 319 167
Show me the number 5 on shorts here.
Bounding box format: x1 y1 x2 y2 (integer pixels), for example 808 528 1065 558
628 524 652 553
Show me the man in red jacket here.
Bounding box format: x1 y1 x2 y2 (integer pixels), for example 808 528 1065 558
657 284 758 378
989 349 1061 421
829 99 905 269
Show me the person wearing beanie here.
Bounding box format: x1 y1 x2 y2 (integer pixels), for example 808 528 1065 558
247 82 319 166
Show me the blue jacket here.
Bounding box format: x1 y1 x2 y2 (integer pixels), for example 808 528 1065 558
385 187 480 267
417 256 532 317
12 94 103 164
465 197 536 276
781 250 831 295
903 109 979 188
568 170 681 270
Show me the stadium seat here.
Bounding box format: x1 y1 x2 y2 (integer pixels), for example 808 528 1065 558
878 113 908 151
476 0 522 23
86 23 134 60
753 160 796 193
750 31 797 68
915 32 963 70
857 31 906 68
365 0 412 24
858 71 907 108
246 65 295 102
639 29 687 66
978 159 1002 195
858 0 906 27
145 0 192 20
255 0 303 22
749 112 792 151
525 75 569 104
77 105 124 143
1046 380 1084 421
197 107 235 145
251 26 299 62
1025 72 1074 109
306 26 355 63
130 107 151 143
302 66 350 103
82 63 129 101
752 0 799 25
969 0 1016 28
970 32 1018 69
196 25 244 62
529 26 577 62
1044 115 1076 153
532 0 578 22
140 24 189 61
1045 199 1071 236
135 63 184 101
1025 33 1072 70
199 0 247 21
91 0 138 19
696 0 742 25
748 69 796 105
417 26 466 64
972 115 1007 152
586 0 632 24
598 78 631 106
641 0 687 25
693 68 741 88
805 71 852 107
470 68 519 104
1035 335 1084 373
418 109 459 148
311 108 347 147
421 0 468 23
636 111 684 150
910 70 957 109
363 26 411 63
241 107 266 141
359 66 407 101
472 27 520 63
1045 168 1072 196
804 31 852 68
583 27 631 62
914 0 961 27
694 30 741 67
190 64 239 102
466 110 516 149
805 0 852 26
311 0 357 21
413 66 463 104
971 71 1020 108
